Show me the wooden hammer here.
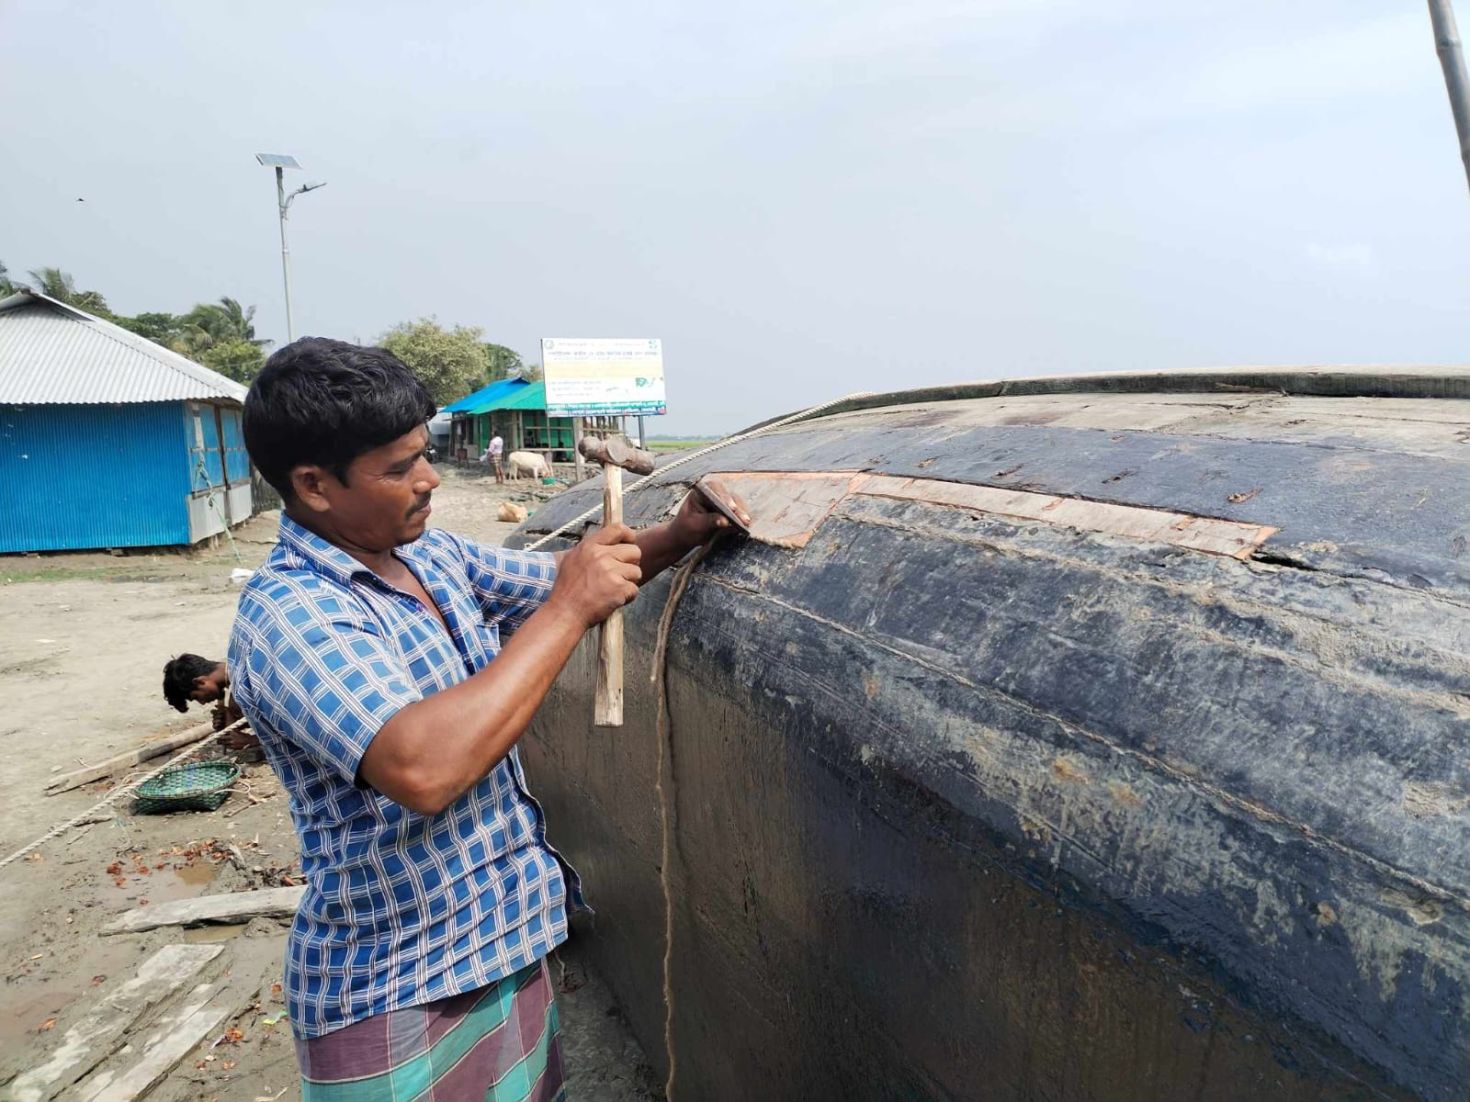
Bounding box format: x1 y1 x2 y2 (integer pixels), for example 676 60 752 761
577 434 656 726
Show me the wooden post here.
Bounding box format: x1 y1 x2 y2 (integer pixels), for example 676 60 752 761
596 462 624 726
573 416 586 482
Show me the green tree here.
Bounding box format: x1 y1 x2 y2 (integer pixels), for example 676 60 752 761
483 342 524 383
173 296 268 357
26 266 114 318
380 318 488 406
0 260 16 296
201 339 266 384
117 311 184 344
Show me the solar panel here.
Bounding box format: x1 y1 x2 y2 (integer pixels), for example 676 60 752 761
254 153 301 169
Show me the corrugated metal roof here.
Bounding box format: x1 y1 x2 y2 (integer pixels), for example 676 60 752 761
491 380 548 412
0 291 249 405
452 380 551 415
441 376 531 414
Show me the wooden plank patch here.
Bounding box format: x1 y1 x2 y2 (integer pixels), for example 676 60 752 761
101 886 305 936
705 472 866 548
853 475 1276 559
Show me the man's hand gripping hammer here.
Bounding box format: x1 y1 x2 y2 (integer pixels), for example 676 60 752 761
577 434 656 727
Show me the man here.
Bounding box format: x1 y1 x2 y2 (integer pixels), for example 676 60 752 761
162 653 230 714
229 338 745 1100
488 430 505 484
161 653 251 747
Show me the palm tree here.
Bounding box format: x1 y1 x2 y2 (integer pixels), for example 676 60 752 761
215 296 268 348
27 267 76 301
174 297 270 356
24 266 113 317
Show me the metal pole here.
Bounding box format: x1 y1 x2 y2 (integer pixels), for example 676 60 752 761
275 165 295 342
1429 0 1470 194
637 415 646 448
572 416 587 482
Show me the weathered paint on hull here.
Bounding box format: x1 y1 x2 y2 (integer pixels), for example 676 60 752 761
514 379 1470 1101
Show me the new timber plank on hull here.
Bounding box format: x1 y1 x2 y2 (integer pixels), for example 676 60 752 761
852 474 1278 559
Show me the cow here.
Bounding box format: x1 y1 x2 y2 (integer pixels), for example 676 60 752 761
507 450 550 481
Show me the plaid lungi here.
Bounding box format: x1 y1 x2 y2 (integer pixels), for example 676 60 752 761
296 958 565 1101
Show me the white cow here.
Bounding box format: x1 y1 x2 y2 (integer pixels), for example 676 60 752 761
507 450 550 480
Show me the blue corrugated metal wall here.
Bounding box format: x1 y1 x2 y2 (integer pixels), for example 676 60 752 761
0 401 194 552
222 408 250 482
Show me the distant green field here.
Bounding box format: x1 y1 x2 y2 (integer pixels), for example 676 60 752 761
646 438 718 453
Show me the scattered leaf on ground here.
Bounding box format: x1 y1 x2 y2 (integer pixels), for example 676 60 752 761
38 1018 56 1032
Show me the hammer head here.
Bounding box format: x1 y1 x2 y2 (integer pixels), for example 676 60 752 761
578 434 656 476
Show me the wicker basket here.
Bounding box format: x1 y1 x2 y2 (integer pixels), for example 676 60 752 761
133 761 240 814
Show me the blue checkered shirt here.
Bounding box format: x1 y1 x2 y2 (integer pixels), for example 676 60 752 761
228 515 579 1040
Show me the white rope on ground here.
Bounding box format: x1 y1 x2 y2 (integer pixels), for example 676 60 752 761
524 390 874 551
0 717 249 872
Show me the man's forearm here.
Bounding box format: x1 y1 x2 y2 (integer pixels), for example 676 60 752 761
363 522 697 814
359 597 589 814
553 523 688 581
634 521 698 582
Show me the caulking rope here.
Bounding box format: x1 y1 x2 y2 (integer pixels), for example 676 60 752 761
648 536 721 1101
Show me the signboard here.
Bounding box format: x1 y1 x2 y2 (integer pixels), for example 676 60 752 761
541 337 666 418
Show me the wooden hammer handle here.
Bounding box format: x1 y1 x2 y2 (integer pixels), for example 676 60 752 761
595 463 624 727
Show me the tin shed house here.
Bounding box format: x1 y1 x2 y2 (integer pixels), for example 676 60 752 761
0 290 253 552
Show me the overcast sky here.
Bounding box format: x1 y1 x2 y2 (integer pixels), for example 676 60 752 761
3 1 1468 433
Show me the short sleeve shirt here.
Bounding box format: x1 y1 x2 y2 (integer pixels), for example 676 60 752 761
489 436 504 456
227 515 579 1039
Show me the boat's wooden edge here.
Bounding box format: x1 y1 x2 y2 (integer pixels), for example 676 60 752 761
735 366 1470 435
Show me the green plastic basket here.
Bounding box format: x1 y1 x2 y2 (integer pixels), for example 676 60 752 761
133 761 240 814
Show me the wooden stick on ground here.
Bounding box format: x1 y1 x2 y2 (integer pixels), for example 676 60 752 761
44 721 217 795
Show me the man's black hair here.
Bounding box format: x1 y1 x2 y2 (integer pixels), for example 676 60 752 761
243 338 436 498
162 653 220 712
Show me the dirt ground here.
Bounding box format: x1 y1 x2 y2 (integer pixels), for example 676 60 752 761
0 463 659 1100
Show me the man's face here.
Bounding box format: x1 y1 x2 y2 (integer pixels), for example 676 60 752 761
293 426 441 552
188 662 229 704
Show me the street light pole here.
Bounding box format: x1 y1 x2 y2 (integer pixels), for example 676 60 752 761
275 166 295 342
256 153 325 344
1428 0 1470 194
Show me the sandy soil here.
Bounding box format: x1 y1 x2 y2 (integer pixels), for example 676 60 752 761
0 464 657 1100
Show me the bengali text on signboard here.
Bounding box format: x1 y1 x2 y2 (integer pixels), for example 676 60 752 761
541 337 667 418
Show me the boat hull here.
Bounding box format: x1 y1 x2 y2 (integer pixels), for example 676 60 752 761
514 377 1470 1100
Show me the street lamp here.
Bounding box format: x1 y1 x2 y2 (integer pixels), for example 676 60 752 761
255 153 326 342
